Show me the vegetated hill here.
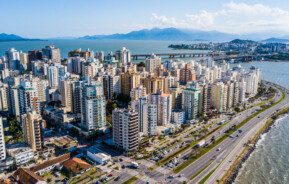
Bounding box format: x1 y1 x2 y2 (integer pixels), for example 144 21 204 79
0 33 41 42
229 39 258 44
262 37 289 43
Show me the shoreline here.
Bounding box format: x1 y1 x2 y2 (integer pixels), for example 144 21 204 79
221 107 289 184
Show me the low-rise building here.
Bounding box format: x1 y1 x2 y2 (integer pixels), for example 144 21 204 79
7 143 34 166
62 157 92 175
51 136 78 152
87 146 111 165
30 154 70 175
12 168 47 184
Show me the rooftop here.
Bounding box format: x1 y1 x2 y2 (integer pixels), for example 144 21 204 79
30 154 70 172
63 157 92 175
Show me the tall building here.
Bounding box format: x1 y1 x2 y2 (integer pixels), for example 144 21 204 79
28 50 42 63
130 85 146 101
60 80 73 112
142 77 164 94
42 45 61 62
115 47 131 66
198 83 211 117
22 111 44 152
148 91 172 126
67 57 84 75
8 86 21 120
182 82 200 121
147 104 157 136
48 65 59 88
244 67 261 97
145 54 161 73
0 117 6 161
137 97 148 135
0 84 8 112
180 64 196 85
19 81 40 114
112 108 139 151
102 74 121 100
5 48 20 70
19 51 28 71
81 82 106 131
120 72 140 96
71 81 82 115
211 82 228 113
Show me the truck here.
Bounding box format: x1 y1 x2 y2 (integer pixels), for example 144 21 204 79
195 140 206 148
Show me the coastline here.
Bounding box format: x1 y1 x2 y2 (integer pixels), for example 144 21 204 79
221 107 289 184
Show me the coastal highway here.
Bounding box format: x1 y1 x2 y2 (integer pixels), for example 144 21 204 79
205 83 289 184
175 82 286 183
186 82 289 184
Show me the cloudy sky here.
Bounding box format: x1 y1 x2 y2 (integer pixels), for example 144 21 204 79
1 0 289 38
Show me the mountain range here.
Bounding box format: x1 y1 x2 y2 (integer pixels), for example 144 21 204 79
2 28 289 42
79 28 237 42
79 28 289 42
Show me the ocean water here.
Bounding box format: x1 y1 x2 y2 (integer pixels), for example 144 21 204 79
0 39 203 57
235 61 289 184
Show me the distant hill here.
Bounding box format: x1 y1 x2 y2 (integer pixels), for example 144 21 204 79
0 33 42 42
229 39 258 44
262 37 289 43
79 28 237 42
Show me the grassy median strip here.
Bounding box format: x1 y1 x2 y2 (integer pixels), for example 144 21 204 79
190 161 213 180
173 89 285 173
174 133 228 173
156 126 221 167
122 176 138 184
199 168 217 184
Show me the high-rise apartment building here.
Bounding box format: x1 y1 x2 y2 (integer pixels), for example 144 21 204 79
22 111 44 152
145 54 161 73
182 82 200 121
42 45 61 62
148 91 172 126
112 108 139 152
81 82 106 131
115 47 131 66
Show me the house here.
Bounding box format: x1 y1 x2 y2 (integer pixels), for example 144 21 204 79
30 154 70 175
62 157 92 175
12 168 47 184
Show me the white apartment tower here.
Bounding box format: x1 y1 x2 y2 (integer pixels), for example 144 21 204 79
112 108 139 151
81 82 106 131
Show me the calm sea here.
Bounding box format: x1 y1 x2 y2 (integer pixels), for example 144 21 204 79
0 39 202 57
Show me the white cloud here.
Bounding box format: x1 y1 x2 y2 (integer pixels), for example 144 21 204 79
150 2 289 34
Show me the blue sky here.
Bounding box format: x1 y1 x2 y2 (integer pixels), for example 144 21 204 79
1 0 289 38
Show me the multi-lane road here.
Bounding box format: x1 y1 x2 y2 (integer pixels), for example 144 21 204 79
185 82 289 184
